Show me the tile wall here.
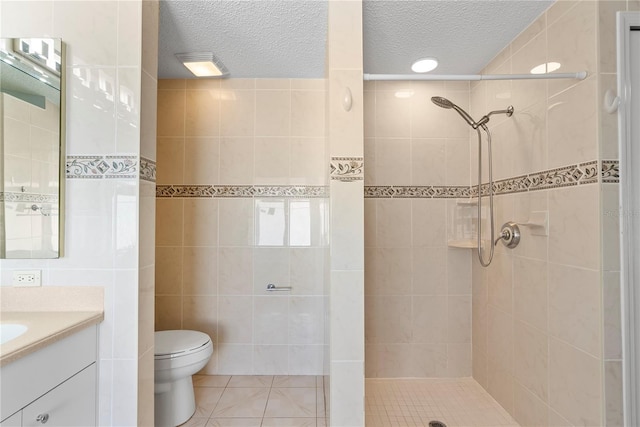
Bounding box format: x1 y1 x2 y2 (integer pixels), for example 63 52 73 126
154 78 329 376
326 1 366 425
468 1 633 426
363 80 473 378
0 1 156 425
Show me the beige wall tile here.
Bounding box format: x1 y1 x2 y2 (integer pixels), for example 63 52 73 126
605 361 623 427
487 252 513 313
186 89 221 137
254 137 291 184
376 199 411 248
220 90 256 137
446 343 472 377
157 90 185 137
155 295 182 330
604 271 622 360
549 185 600 269
548 77 598 168
183 296 218 344
365 344 411 378
447 296 471 343
547 1 597 96
472 344 488 389
375 138 411 185
156 137 184 184
156 199 183 246
218 247 254 296
253 248 291 295
447 248 471 295
599 1 626 73
513 256 548 332
548 263 601 357
513 382 548 427
411 138 446 186
411 296 447 344
255 90 291 137
219 137 255 184
182 247 217 296
488 307 514 375
291 91 326 137
412 247 447 295
412 199 447 247
218 296 253 344
155 246 182 295
488 360 514 415
514 321 548 402
511 32 547 111
365 296 412 344
183 199 218 247
375 91 411 138
184 138 220 184
290 137 325 185
365 247 412 295
549 337 602 426
600 73 619 159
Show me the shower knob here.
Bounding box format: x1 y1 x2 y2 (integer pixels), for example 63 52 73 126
496 222 520 249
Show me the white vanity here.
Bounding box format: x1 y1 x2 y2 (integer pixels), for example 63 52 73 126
0 288 104 426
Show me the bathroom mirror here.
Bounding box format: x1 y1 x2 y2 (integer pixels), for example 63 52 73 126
0 38 64 258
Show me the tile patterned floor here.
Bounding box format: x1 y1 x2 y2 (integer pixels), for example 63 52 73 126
365 378 520 427
180 375 327 427
184 376 517 427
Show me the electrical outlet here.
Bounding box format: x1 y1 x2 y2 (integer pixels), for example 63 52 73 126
12 270 42 287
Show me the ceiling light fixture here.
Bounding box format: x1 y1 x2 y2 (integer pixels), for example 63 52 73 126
175 52 229 78
411 57 438 73
530 62 561 74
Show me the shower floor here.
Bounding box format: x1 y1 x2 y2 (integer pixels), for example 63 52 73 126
365 378 519 427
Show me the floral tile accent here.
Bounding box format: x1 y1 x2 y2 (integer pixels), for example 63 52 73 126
140 157 156 183
156 185 329 198
602 160 619 183
66 155 138 179
365 160 615 198
330 157 363 181
0 192 59 203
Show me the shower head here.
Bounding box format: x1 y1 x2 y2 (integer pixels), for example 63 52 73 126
431 96 454 109
431 96 476 128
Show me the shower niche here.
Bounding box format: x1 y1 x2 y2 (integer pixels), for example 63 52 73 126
447 199 481 248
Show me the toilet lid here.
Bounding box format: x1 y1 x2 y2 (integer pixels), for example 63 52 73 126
155 330 212 357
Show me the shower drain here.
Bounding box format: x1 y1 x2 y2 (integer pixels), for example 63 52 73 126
428 421 447 427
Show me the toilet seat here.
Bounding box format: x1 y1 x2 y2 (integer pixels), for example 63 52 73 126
155 330 212 360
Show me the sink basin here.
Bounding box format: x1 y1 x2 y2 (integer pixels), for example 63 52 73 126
0 323 28 345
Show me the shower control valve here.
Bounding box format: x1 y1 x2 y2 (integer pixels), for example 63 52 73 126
495 222 520 249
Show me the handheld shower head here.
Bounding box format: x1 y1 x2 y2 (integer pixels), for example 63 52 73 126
431 96 476 127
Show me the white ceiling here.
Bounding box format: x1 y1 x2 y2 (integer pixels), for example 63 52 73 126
158 0 554 79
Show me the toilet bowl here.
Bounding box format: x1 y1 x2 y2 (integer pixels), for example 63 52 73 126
154 330 213 427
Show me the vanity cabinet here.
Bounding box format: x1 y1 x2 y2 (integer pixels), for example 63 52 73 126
0 325 98 426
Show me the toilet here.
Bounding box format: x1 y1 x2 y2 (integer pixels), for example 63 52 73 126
154 330 213 427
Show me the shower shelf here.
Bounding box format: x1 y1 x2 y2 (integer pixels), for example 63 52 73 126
447 239 477 249
456 199 478 206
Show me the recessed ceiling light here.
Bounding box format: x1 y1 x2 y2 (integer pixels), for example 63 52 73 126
530 62 561 74
175 52 229 78
411 58 438 73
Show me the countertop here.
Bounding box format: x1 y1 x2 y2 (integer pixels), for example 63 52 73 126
0 286 104 367
0 311 103 366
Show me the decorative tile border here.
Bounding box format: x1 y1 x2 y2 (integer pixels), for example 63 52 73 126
365 160 619 198
602 160 619 183
156 185 328 198
0 192 59 203
66 155 138 179
140 157 156 183
330 157 364 181
365 186 471 199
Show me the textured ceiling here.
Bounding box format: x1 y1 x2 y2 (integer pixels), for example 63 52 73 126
158 0 553 79
158 1 328 79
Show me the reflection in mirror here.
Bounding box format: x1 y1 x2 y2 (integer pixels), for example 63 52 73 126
0 38 63 258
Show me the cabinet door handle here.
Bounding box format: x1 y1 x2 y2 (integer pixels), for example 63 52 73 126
36 413 49 424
